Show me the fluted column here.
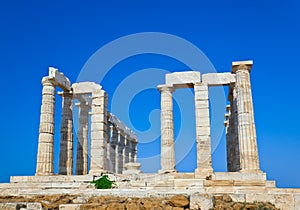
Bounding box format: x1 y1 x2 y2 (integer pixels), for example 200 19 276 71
227 86 240 172
124 135 131 165
106 123 111 172
131 141 137 162
117 130 125 174
232 60 260 172
194 82 213 177
158 85 176 173
36 77 56 176
110 125 118 173
58 91 73 175
76 102 89 175
89 88 108 175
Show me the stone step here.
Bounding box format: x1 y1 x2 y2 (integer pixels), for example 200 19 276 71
10 175 94 183
0 182 92 190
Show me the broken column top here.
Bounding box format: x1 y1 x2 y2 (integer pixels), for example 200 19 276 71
48 67 71 91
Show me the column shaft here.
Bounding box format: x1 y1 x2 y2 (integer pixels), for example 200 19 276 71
106 124 111 172
35 77 56 176
158 85 176 173
117 131 125 174
76 103 89 175
110 125 118 173
233 62 260 172
59 92 74 175
194 83 213 177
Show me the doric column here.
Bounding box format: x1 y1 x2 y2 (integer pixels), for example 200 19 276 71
124 135 131 165
110 125 118 173
232 60 260 172
194 82 213 177
117 130 125 174
76 102 89 175
158 85 176 173
131 141 137 162
36 77 56 176
58 91 74 175
227 86 241 172
106 123 111 172
89 88 108 175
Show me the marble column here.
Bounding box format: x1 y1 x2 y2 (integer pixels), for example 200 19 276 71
106 123 111 172
124 135 131 165
232 61 260 172
76 102 89 175
36 77 56 176
158 85 176 173
227 86 240 172
58 91 74 175
110 125 118 173
131 141 137 163
89 88 108 175
117 130 125 174
194 82 213 177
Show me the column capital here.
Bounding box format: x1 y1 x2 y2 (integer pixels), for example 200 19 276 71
232 60 253 73
157 84 174 93
42 77 56 86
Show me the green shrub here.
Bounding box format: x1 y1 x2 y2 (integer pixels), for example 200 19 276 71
91 175 116 189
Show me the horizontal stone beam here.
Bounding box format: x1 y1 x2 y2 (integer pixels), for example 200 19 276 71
48 67 71 91
166 71 200 88
72 82 102 94
202 73 235 86
108 113 137 141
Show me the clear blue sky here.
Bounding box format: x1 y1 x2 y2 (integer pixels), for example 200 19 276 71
0 1 299 188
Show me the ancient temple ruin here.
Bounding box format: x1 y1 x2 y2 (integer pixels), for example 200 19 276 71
158 60 260 178
35 67 139 177
36 61 263 179
2 60 300 209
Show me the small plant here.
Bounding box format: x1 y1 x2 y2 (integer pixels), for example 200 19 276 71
91 175 116 189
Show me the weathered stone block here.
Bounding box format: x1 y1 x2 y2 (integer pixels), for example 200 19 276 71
166 71 200 88
190 193 213 210
202 72 235 86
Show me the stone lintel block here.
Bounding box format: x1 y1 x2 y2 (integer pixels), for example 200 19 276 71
202 72 235 86
166 71 200 88
72 82 102 94
48 67 71 91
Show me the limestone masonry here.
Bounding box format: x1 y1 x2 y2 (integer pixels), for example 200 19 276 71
1 61 300 210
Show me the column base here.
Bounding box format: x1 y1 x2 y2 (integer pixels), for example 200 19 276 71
158 169 177 174
194 168 213 179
